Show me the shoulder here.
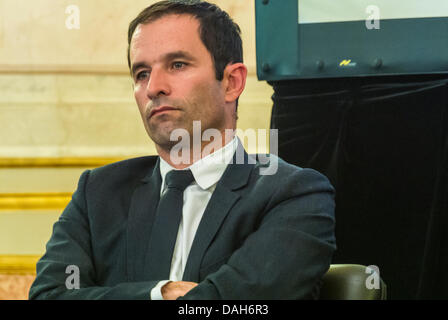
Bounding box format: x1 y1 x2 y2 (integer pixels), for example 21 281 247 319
83 156 159 190
90 155 158 176
247 154 335 221
240 154 335 211
252 153 333 191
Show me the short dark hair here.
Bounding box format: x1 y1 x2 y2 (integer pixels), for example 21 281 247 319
127 0 243 81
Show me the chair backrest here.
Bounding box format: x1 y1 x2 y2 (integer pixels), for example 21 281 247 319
319 264 387 300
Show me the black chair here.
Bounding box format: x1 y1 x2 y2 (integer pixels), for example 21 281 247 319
320 264 387 300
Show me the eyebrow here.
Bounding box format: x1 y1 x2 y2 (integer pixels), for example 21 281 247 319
131 50 196 76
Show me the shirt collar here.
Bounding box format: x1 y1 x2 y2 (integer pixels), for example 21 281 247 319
159 136 238 191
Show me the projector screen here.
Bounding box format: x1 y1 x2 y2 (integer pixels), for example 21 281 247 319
298 0 448 24
256 0 448 80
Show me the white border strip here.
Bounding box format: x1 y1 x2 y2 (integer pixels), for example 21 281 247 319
298 0 448 24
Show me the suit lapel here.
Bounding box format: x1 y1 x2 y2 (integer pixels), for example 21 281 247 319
182 145 256 282
126 158 162 281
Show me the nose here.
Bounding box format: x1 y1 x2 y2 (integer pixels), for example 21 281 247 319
146 67 170 100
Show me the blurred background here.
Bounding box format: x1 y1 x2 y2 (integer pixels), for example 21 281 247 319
0 0 273 299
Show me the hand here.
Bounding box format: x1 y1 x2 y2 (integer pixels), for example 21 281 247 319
161 281 198 300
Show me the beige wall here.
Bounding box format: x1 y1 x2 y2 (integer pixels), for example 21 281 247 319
0 1 273 257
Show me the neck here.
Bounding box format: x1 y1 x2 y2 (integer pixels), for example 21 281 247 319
157 130 235 169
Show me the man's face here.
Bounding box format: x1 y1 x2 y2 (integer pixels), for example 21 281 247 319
130 14 231 150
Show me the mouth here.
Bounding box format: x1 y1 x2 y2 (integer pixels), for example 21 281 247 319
148 106 179 119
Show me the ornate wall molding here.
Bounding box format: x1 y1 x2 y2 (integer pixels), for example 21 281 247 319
0 193 72 210
0 157 126 168
0 255 39 275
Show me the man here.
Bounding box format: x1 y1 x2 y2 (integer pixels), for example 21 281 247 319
29 0 336 300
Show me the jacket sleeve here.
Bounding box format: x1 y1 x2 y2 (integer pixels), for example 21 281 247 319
28 170 158 300
179 168 336 300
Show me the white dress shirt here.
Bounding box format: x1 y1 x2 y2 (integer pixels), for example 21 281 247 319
150 137 238 300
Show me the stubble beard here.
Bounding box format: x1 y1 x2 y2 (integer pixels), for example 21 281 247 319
147 116 187 151
146 108 228 159
142 84 228 159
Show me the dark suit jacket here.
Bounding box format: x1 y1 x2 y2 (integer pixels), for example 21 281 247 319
29 147 336 300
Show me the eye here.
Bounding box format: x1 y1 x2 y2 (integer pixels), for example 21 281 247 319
136 70 150 81
172 61 187 70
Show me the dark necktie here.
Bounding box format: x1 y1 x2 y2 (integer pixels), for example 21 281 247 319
146 169 195 279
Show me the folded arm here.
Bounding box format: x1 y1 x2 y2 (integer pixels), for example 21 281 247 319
29 170 158 300
179 168 336 300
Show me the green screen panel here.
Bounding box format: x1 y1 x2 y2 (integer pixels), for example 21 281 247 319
256 0 448 80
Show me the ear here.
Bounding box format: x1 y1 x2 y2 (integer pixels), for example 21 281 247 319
222 63 247 104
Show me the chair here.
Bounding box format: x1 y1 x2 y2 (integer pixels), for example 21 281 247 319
319 264 387 300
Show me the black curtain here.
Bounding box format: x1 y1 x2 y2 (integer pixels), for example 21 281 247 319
269 75 448 299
